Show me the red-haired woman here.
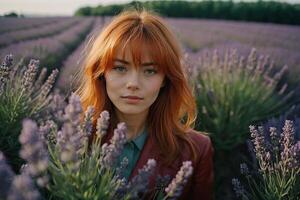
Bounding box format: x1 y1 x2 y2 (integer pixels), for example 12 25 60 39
76 9 214 200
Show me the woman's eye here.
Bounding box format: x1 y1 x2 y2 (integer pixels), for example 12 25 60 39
144 69 157 75
112 66 127 72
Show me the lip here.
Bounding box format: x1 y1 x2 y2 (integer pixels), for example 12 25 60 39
121 95 143 100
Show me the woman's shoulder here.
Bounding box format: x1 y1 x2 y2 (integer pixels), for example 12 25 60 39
183 129 214 158
186 129 212 146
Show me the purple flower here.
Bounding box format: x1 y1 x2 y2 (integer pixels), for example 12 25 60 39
37 69 59 100
63 93 82 124
47 91 66 122
0 54 13 93
55 94 88 167
56 123 82 165
100 122 127 169
0 54 13 77
34 67 47 89
19 119 49 187
22 59 39 91
7 174 40 200
280 120 298 169
249 125 271 172
82 106 94 136
240 163 249 176
115 157 129 179
0 152 15 199
232 178 249 200
127 159 157 198
96 110 110 138
165 161 193 199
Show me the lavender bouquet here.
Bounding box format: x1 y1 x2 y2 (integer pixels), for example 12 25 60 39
232 120 300 200
0 54 58 170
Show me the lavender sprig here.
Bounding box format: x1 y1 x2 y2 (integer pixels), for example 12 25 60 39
280 120 298 170
82 106 94 137
164 161 193 199
232 178 249 200
22 59 39 91
96 110 110 139
19 119 49 187
0 54 13 93
7 174 41 200
36 68 59 102
100 122 127 169
126 159 157 199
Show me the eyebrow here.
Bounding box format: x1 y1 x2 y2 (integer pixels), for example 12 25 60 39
113 58 156 66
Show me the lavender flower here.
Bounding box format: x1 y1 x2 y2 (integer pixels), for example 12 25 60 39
0 152 15 199
100 122 127 169
165 161 193 199
19 119 49 187
96 110 110 138
82 106 94 136
56 123 83 165
127 159 157 198
55 94 88 167
7 174 40 200
22 59 39 91
0 54 13 77
249 125 271 172
34 67 47 89
232 178 249 200
0 54 13 93
46 91 67 123
115 157 129 179
63 93 82 124
37 69 59 100
280 120 298 170
240 163 249 176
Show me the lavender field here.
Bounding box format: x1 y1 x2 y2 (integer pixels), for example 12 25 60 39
0 16 300 200
167 18 300 82
1 16 300 89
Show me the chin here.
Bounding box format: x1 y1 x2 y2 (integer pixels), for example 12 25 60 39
117 106 147 115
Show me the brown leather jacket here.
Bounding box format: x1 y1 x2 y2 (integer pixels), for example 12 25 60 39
103 129 214 200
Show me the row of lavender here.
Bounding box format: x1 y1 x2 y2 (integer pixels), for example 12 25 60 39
0 17 95 72
0 17 61 34
166 18 300 84
0 17 81 48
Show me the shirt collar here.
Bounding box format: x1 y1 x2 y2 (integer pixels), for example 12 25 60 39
131 127 148 151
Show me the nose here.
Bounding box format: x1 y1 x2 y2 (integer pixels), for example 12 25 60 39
126 70 140 90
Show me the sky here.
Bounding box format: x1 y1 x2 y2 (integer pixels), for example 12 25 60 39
1 0 300 16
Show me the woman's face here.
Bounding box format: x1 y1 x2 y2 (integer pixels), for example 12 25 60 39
104 46 165 116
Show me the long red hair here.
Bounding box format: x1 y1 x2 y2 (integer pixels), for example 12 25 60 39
76 9 198 165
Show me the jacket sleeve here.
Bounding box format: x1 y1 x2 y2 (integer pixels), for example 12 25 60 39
191 134 214 200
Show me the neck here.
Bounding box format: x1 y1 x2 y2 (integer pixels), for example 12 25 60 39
114 109 148 140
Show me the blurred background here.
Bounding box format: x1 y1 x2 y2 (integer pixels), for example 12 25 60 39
1 0 300 199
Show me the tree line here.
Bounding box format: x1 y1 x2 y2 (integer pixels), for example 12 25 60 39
75 0 300 25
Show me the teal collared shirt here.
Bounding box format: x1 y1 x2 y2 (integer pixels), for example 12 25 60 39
117 127 148 180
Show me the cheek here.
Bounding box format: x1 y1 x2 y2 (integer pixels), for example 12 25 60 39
146 78 164 98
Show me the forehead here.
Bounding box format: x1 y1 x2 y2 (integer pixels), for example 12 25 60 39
113 39 156 67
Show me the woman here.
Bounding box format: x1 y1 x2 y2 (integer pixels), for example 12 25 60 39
76 9 214 200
